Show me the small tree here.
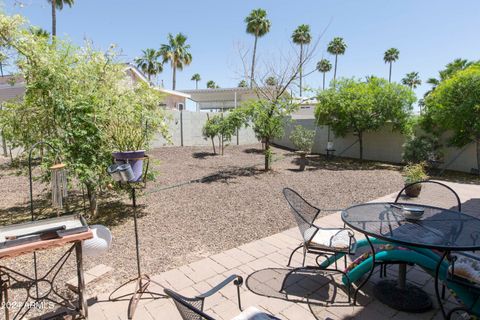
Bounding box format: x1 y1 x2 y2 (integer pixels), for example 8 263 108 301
290 125 315 171
202 115 221 154
206 80 218 89
315 78 415 161
238 80 248 88
422 64 480 174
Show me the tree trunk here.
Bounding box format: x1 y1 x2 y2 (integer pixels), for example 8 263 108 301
322 72 326 90
86 184 98 217
0 63 3 77
299 44 303 97
388 62 392 83
250 33 258 88
172 64 177 90
195 80 198 90
358 131 363 162
476 138 480 176
264 139 271 171
221 135 224 155
1 131 7 157
51 0 56 37
333 54 338 83
211 137 216 154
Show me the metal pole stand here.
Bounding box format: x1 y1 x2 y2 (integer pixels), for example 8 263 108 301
108 186 167 320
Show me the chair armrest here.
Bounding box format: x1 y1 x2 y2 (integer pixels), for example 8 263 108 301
197 274 243 299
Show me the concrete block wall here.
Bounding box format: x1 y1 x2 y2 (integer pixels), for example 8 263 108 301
151 110 259 148
274 118 477 174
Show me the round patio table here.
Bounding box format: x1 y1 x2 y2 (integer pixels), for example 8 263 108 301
342 202 480 318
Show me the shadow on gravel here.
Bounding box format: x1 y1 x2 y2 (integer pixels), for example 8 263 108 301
243 148 264 154
198 166 263 184
192 152 217 159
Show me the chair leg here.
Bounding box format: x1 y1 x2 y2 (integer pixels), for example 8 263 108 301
287 244 303 267
301 247 307 267
441 284 446 300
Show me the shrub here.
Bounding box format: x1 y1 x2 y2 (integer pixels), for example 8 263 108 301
289 125 315 153
402 135 442 164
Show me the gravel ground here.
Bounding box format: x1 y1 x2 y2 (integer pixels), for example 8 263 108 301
0 144 405 308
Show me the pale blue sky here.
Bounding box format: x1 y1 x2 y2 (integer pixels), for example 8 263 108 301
3 0 480 102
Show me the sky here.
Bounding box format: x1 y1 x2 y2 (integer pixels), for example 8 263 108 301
2 0 480 107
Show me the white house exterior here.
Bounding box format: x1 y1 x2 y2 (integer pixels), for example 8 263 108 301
181 87 258 112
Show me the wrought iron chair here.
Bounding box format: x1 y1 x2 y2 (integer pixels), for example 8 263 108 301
394 180 461 212
283 188 357 270
164 275 280 320
386 180 463 297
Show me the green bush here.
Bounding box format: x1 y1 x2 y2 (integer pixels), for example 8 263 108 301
402 135 442 164
289 125 315 153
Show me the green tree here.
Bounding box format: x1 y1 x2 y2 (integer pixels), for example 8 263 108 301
191 73 201 89
291 24 311 96
47 0 74 37
327 37 347 83
0 13 170 215
316 59 332 90
265 76 277 86
135 48 163 82
238 79 248 87
160 33 192 90
245 8 271 88
384 48 400 83
240 98 297 170
401 71 421 89
422 64 480 174
206 80 218 89
202 115 221 154
0 50 7 77
315 78 415 160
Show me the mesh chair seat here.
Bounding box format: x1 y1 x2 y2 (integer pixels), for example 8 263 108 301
306 227 355 252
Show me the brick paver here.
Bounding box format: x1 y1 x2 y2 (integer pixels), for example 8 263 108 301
87 181 480 319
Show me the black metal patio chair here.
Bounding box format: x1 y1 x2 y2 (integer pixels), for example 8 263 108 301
283 187 357 270
382 180 463 297
394 180 461 212
164 274 280 320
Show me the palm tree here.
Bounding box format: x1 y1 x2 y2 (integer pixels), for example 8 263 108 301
384 48 400 83
191 73 201 89
160 33 192 90
47 0 74 37
316 59 332 90
291 24 312 96
245 8 271 88
30 27 50 38
401 71 422 90
265 76 277 86
327 37 347 83
134 49 163 83
206 80 218 89
238 80 248 87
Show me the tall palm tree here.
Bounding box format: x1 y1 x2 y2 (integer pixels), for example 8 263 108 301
238 80 248 88
191 73 201 89
206 80 218 89
30 27 50 38
384 48 400 83
47 0 74 37
401 71 422 90
327 37 347 83
160 33 192 90
245 8 271 88
134 49 163 83
316 59 332 90
291 24 312 96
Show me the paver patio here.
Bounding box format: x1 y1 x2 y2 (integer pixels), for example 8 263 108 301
88 181 480 320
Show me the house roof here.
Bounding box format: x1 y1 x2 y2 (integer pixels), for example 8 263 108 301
124 64 191 99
